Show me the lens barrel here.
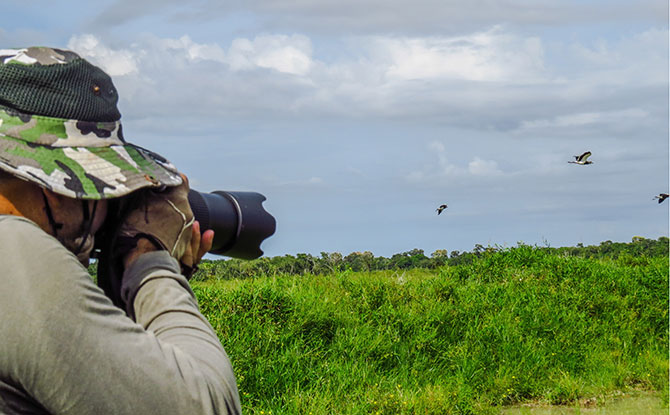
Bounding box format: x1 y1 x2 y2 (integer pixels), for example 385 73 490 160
187 189 276 259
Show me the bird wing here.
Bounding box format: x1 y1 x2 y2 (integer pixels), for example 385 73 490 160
578 151 592 162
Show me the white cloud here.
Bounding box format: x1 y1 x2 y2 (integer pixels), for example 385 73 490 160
408 140 505 181
405 170 425 182
228 34 313 75
468 157 502 176
161 35 226 63
564 27 668 85
374 27 545 82
73 33 311 77
517 108 649 131
428 140 460 176
428 140 445 153
67 34 138 76
66 25 667 131
572 38 618 66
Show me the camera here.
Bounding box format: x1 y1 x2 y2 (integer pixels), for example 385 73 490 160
95 188 275 308
187 189 276 259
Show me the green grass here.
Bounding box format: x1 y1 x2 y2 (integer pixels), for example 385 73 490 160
192 245 669 414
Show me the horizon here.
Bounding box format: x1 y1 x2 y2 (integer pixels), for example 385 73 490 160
212 235 669 260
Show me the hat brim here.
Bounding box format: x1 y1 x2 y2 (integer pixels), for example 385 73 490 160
0 135 182 199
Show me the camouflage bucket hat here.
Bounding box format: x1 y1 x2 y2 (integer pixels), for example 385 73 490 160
0 46 182 200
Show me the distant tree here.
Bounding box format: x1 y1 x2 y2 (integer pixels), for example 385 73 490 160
374 255 391 270
316 252 344 274
272 255 297 275
360 251 375 272
430 249 449 268
296 253 316 274
389 249 430 269
448 251 476 266
389 252 411 269
431 249 448 258
344 252 368 272
194 236 669 279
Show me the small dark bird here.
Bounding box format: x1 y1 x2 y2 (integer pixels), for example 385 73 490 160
436 204 448 215
568 151 593 165
653 193 668 204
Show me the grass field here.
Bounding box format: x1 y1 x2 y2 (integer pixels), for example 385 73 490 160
192 245 669 414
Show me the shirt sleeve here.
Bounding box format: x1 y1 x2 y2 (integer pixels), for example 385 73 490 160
0 216 241 415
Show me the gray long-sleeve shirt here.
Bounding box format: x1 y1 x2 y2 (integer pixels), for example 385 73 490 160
0 215 242 414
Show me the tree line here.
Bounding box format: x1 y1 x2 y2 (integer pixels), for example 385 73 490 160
189 236 668 281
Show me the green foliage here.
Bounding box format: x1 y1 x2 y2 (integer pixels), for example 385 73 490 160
192 245 669 414
87 260 97 278
191 237 669 282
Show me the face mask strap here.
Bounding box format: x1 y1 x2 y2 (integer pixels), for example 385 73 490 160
41 190 63 237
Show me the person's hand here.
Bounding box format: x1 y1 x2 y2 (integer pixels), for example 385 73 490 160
123 221 214 275
119 173 195 269
179 220 215 271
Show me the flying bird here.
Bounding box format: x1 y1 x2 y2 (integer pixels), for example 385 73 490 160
653 193 668 204
436 204 448 215
568 151 593 165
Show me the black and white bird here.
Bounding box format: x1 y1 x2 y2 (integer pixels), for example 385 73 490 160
568 151 593 165
653 193 668 204
436 204 448 215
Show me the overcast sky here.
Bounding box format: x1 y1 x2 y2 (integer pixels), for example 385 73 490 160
3 0 668 258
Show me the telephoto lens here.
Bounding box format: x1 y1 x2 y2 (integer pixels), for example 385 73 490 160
187 189 276 259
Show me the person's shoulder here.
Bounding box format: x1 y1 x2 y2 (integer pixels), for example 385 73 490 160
0 215 64 280
0 214 46 235
0 214 57 249
0 215 85 282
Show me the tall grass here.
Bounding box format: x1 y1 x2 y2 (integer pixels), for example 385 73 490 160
192 245 669 414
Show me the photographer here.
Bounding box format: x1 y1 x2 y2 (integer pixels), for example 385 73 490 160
0 47 241 414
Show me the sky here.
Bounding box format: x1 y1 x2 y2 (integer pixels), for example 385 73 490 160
2 0 668 258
